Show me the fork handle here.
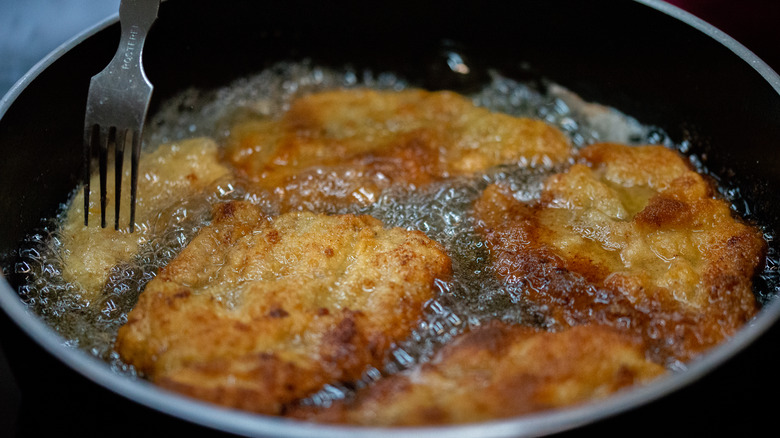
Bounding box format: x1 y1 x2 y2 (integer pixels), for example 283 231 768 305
114 0 160 75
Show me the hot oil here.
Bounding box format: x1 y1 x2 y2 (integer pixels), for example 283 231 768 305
14 61 780 398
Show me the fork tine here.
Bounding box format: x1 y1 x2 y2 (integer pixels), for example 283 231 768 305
99 126 114 229
83 124 98 226
130 129 141 233
114 128 128 230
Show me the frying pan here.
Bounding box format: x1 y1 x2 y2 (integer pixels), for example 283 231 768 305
1 0 779 436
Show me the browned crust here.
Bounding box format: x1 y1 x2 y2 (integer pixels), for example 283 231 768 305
115 200 452 414
224 88 572 211
289 322 665 425
473 143 766 363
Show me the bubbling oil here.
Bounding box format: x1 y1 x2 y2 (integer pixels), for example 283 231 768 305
13 61 780 401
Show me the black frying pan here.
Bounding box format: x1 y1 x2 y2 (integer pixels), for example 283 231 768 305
1 0 780 436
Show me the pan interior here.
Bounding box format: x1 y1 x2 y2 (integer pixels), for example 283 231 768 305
1 0 780 436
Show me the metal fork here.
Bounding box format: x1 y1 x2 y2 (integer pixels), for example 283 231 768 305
83 0 160 231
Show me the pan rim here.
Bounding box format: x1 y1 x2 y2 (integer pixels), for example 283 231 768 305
1 1 779 436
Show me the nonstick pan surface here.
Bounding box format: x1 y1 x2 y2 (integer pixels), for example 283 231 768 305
1 1 780 436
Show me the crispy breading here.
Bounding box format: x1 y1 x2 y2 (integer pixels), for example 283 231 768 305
224 88 572 211
60 138 232 302
114 200 452 414
290 322 665 425
474 143 766 363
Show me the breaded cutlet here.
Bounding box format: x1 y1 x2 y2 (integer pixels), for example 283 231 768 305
60 137 232 302
474 143 766 363
115 200 452 414
224 88 572 211
289 322 664 425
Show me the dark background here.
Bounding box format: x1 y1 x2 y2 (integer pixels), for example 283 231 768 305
1 0 779 436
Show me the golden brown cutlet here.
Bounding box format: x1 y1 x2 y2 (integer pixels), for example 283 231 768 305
115 200 452 414
474 143 766 363
289 322 665 425
224 88 572 211
60 137 232 302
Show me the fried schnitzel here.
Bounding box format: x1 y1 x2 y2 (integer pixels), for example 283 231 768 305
60 138 232 302
224 88 572 211
115 200 452 414
290 322 664 425
474 143 766 363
